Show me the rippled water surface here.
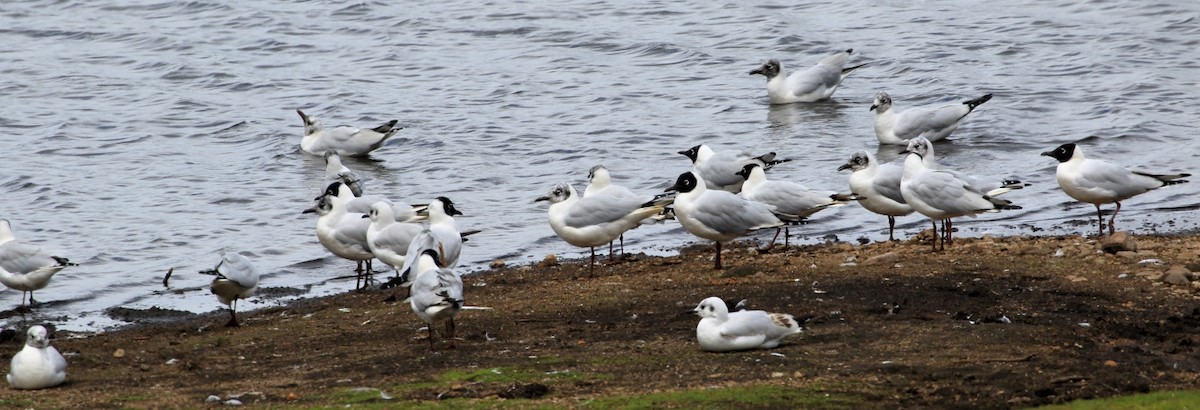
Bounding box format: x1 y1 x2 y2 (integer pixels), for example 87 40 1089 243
2 0 1198 331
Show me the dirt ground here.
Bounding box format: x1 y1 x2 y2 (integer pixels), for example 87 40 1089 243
4 232 1200 409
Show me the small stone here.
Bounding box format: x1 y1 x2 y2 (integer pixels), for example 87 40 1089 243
1191 281 1200 290
1104 360 1118 367
1164 266 1192 286
770 372 785 378
286 392 298 401
538 254 558 267
139 364 150 372
224 399 243 406
113 349 126 358
1101 232 1137 254
863 252 900 266
205 395 222 403
490 259 506 269
1115 251 1138 259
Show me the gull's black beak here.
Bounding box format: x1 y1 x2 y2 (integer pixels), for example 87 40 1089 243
302 207 316 214
534 196 551 203
869 104 878 111
1039 151 1053 157
837 163 852 172
749 68 763 76
361 214 369 219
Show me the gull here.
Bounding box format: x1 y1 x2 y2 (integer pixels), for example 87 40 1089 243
319 181 426 223
404 234 464 351
426 197 464 269
750 48 866 104
297 109 401 157
0 219 75 310
693 297 801 352
536 183 672 275
678 144 791 192
665 171 803 269
364 202 424 277
583 165 652 258
1042 143 1190 237
838 151 914 241
324 151 365 197
735 163 858 247
303 188 375 289
900 137 1021 251
870 91 993 145
7 325 67 390
199 251 260 327
906 137 1029 198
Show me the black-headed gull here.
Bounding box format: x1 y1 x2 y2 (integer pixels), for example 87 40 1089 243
666 171 802 269
297 109 401 157
679 144 791 192
536 183 672 275
693 296 801 352
318 181 427 223
750 49 866 104
200 251 260 327
1042 143 1190 237
323 151 365 197
735 163 857 247
838 151 913 241
6 325 67 390
900 138 1021 251
426 197 464 269
404 234 464 351
0 219 75 310
303 185 376 289
871 91 993 145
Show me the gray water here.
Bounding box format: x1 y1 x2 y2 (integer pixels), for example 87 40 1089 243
2 0 1198 332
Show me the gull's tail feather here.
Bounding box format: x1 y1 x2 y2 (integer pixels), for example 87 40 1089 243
841 63 867 75
372 119 400 134
1134 171 1191 186
985 179 1031 197
984 195 1022 211
756 152 793 170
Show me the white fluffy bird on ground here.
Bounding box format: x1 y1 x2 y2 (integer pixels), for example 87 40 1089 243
364 202 424 278
303 185 376 289
665 171 803 269
200 252 260 327
870 91 993 145
1042 143 1190 237
7 325 67 390
749 49 866 104
900 138 1021 251
536 183 672 275
838 151 914 241
693 296 802 352
0 219 75 310
735 163 858 247
678 144 791 192
323 151 365 197
297 109 401 157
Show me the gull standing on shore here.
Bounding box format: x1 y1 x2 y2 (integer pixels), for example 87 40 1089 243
536 183 672 275
750 49 866 104
297 109 401 156
666 171 802 269
678 144 791 192
0 219 75 310
365 203 424 277
7 325 67 389
870 91 993 145
838 151 913 241
693 297 802 352
1042 143 1190 237
583 165 648 258
735 163 857 247
304 184 376 289
200 251 260 327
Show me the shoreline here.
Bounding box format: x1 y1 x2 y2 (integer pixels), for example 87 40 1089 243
4 232 1200 408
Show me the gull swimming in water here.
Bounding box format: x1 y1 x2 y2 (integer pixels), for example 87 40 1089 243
297 109 401 157
870 91 993 145
200 251 260 327
750 48 866 104
0 219 75 310
693 296 802 352
7 325 67 389
838 151 913 241
678 144 791 192
1042 142 1190 237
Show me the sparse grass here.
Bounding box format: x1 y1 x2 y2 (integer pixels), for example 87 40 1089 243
1035 391 1200 410
578 384 862 409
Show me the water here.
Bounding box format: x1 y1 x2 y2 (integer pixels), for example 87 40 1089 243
1 0 1197 332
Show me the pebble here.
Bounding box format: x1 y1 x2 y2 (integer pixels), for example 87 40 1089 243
205 395 221 403
1104 360 1118 367
489 259 506 269
1164 265 1192 286
224 399 243 406
113 348 125 358
1101 232 1137 254
538 254 559 268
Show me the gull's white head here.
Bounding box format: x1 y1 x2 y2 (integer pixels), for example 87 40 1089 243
693 296 730 319
904 137 933 159
587 165 611 186
25 325 50 349
749 59 782 79
838 151 873 173
297 109 324 135
535 183 575 204
870 91 893 112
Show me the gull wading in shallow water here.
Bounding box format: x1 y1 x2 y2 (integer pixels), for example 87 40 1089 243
666 171 803 269
7 325 67 390
870 91 993 145
200 251 260 327
900 137 1022 251
297 109 401 157
536 183 673 275
0 219 75 310
1042 143 1190 237
735 163 858 247
678 144 791 192
693 296 801 352
838 151 914 241
750 48 866 104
